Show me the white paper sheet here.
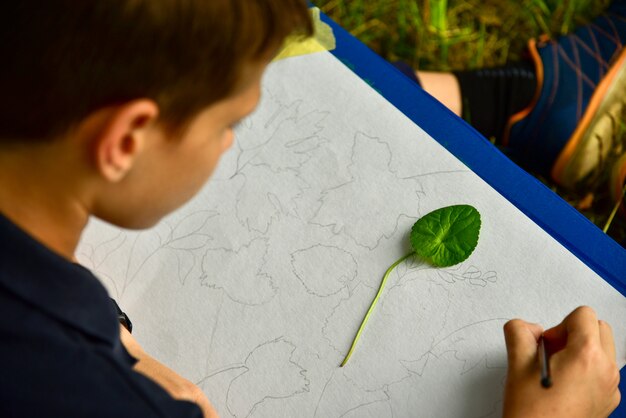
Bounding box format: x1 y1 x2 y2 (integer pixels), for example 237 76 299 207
78 51 626 418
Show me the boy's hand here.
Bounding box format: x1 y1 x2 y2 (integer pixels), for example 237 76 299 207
120 326 219 418
502 306 620 418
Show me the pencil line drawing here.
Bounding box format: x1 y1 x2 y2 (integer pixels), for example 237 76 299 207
233 165 308 234
76 53 626 418
311 132 423 250
200 238 278 306
291 244 358 297
195 337 310 418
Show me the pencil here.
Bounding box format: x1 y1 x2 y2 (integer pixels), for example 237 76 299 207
538 335 552 388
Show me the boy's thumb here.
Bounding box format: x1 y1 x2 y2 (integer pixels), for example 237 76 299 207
503 319 543 372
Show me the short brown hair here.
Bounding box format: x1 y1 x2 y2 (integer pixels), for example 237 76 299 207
0 0 312 141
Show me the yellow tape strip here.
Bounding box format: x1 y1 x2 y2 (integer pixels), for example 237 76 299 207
273 7 336 62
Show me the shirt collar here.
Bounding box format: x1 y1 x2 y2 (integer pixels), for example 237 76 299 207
0 212 118 346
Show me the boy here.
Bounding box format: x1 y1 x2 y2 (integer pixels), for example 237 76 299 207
0 1 620 417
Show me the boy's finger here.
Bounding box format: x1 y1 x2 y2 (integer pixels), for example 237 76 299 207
542 321 568 353
503 319 543 371
544 306 600 352
599 320 617 362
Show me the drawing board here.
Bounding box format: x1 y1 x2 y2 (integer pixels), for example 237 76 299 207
78 49 626 418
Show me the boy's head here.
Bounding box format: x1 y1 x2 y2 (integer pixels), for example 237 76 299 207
0 0 312 140
0 0 312 230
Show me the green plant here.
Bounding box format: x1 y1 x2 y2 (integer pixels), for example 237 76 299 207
315 0 610 70
341 205 481 366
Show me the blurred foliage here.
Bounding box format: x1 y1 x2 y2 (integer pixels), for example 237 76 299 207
315 0 611 70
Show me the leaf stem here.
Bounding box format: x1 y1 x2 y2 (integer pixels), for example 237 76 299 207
340 251 415 367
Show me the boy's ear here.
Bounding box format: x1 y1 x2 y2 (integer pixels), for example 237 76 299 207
93 100 159 182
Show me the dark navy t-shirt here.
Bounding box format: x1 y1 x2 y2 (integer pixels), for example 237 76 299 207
0 213 203 417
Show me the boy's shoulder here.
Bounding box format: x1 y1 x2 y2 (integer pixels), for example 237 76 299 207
0 213 201 418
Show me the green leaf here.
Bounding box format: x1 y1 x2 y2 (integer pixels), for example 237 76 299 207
340 204 482 367
410 205 481 267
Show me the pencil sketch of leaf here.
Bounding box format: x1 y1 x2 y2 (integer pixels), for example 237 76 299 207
91 231 127 268
312 371 388 418
322 285 375 358
427 318 508 375
201 238 277 305
235 165 307 233
436 265 497 287
166 234 211 250
393 319 508 418
199 177 255 251
462 267 497 287
232 91 301 174
168 210 216 240
236 91 300 152
311 133 422 249
294 145 349 221
259 214 338 293
126 229 163 282
244 109 328 172
339 400 392 418
392 347 505 418
461 266 481 280
226 338 309 418
161 248 197 285
291 245 357 297
397 320 508 383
